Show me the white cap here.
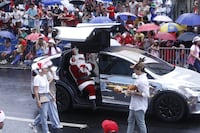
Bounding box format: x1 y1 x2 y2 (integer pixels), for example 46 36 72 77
109 2 113 5
0 110 5 122
192 36 200 43
128 24 134 28
48 39 56 44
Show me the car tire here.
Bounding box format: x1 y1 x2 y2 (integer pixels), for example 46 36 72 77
56 86 72 112
154 93 186 122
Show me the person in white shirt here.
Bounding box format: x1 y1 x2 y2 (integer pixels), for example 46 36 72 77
126 57 150 133
45 38 61 56
33 60 62 133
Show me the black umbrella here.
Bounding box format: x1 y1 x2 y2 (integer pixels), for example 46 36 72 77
177 32 198 42
69 0 85 5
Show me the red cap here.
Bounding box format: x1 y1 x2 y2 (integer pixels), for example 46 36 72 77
102 120 119 133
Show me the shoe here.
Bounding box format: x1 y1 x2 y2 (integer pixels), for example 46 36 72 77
0 60 7 65
28 123 38 133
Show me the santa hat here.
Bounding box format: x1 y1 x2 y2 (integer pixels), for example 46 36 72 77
102 120 119 133
37 59 52 71
0 110 5 122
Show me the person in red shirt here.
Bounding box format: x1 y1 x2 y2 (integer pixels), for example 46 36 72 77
124 32 134 46
114 32 124 45
59 8 76 27
107 2 115 21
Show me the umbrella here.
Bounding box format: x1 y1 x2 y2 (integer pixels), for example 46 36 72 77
177 32 198 42
175 13 200 26
153 15 172 22
89 16 113 24
160 22 186 33
155 32 176 41
136 23 159 32
41 0 62 5
26 33 48 42
115 12 137 21
0 31 16 39
69 0 85 5
61 0 75 11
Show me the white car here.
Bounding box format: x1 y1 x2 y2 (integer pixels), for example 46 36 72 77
31 24 200 122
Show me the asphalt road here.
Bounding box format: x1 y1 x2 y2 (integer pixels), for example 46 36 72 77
0 68 200 133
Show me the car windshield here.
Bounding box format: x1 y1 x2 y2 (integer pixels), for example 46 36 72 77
144 53 175 75
109 47 175 76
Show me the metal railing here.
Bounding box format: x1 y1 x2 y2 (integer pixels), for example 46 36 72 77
159 47 190 67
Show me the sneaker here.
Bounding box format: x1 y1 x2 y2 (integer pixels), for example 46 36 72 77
0 60 7 65
28 123 38 133
2 60 8 64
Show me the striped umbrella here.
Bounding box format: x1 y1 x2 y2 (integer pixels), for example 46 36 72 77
160 23 186 33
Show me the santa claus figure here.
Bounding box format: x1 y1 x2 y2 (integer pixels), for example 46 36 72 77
69 48 96 109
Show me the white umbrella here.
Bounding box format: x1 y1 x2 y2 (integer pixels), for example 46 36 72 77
153 15 172 22
61 0 75 11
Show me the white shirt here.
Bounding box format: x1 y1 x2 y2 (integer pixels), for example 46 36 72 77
129 73 150 112
45 47 61 55
34 74 50 93
190 44 200 57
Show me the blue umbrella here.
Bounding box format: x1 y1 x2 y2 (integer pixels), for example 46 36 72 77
89 16 113 24
115 12 137 21
175 13 200 26
41 0 62 5
177 32 198 42
0 31 16 39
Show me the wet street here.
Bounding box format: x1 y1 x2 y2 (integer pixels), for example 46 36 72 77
0 68 200 133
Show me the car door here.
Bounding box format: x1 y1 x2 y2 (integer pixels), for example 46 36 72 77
99 53 134 106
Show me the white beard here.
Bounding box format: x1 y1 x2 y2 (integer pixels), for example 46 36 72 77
77 60 92 75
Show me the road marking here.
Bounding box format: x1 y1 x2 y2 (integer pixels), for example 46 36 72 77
6 116 88 129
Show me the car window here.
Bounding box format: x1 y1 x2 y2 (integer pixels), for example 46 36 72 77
51 57 60 67
99 54 132 76
144 53 175 75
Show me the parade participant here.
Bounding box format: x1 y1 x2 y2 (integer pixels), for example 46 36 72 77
33 60 62 133
69 48 96 110
126 57 150 133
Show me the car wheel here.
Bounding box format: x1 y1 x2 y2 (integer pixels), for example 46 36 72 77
154 93 185 122
56 86 72 112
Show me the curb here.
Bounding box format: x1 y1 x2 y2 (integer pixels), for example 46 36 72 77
0 65 31 70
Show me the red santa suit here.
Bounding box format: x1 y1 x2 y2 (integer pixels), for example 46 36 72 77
69 54 96 100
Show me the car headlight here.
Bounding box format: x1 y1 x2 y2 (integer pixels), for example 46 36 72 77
180 87 200 103
188 96 198 105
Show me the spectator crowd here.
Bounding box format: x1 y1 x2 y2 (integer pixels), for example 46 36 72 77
0 0 198 68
